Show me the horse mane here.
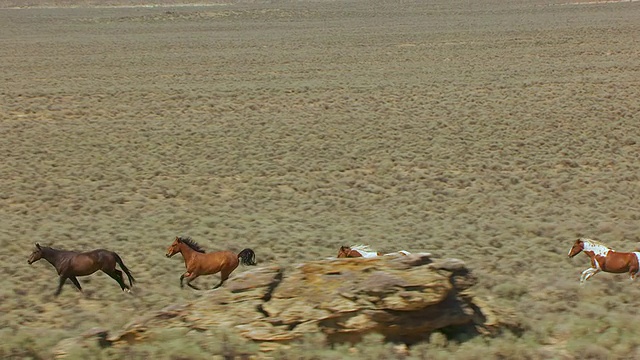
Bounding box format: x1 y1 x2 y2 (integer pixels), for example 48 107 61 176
178 236 206 253
349 244 375 252
580 237 613 250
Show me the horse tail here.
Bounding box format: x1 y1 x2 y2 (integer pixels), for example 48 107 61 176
114 253 136 286
237 248 257 266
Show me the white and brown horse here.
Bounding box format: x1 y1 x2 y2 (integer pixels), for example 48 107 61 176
337 245 410 258
568 238 640 284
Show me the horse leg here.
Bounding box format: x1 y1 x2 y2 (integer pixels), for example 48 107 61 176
581 269 594 283
582 268 599 283
104 269 130 292
212 279 224 289
184 273 202 290
585 269 599 281
579 269 589 283
179 272 200 289
55 276 67 297
580 268 595 284
114 269 130 292
69 276 83 293
213 270 231 289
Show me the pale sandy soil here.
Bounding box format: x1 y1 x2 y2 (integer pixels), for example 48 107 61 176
1 0 640 358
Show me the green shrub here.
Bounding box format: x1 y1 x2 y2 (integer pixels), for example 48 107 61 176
493 282 528 300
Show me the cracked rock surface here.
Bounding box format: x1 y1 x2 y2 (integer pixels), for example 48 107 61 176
55 253 519 353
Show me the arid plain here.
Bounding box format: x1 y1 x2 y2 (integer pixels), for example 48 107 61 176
1 0 640 358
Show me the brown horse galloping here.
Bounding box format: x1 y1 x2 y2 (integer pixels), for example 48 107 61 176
568 237 640 284
165 236 256 290
28 243 135 296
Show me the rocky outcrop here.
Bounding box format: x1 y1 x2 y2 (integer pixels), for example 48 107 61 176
55 253 519 355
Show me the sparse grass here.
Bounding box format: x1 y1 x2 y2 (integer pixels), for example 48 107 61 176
2 0 640 358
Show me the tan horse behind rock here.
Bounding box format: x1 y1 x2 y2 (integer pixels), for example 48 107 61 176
337 244 410 258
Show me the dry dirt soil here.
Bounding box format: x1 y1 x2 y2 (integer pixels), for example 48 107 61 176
1 0 640 358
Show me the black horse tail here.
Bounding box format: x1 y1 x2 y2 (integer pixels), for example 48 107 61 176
114 253 136 286
238 248 257 266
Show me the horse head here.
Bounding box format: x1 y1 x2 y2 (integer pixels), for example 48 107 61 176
166 237 182 258
337 246 350 258
28 243 43 264
568 239 584 258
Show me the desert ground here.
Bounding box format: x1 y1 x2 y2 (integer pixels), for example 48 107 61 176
1 0 640 358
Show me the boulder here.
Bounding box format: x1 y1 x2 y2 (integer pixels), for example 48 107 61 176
55 253 519 355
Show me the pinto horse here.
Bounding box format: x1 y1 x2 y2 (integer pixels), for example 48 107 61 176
27 243 135 296
337 245 411 258
165 236 256 290
568 238 640 284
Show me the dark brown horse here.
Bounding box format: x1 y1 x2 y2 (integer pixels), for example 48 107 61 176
28 243 135 296
568 237 640 284
165 236 256 290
